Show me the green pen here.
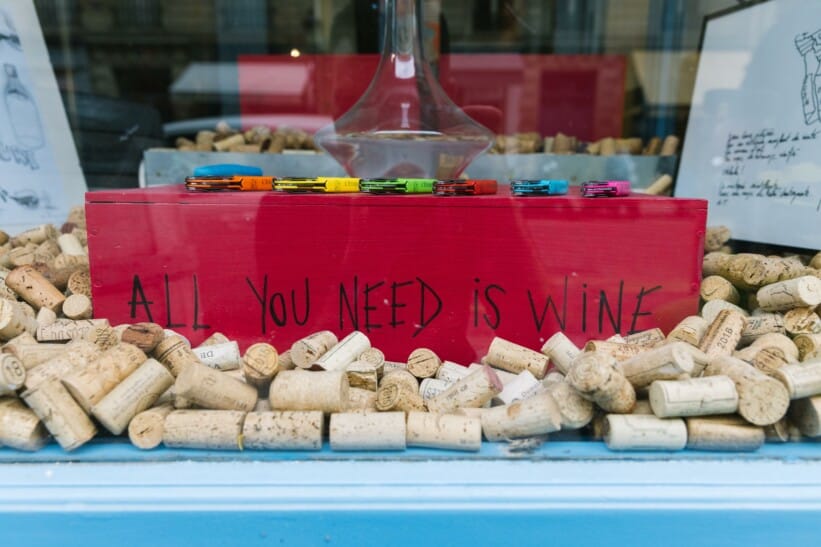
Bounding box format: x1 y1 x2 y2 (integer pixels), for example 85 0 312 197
360 178 435 194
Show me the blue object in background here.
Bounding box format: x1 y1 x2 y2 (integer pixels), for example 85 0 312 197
192 164 263 177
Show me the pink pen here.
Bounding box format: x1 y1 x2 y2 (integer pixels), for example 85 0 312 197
581 180 631 197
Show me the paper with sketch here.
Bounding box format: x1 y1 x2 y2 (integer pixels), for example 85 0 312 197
0 2 85 231
676 0 821 249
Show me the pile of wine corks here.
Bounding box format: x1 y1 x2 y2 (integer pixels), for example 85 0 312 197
173 122 318 154
490 132 680 156
2 215 821 454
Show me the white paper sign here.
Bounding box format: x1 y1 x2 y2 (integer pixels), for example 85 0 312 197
0 1 85 230
676 0 821 249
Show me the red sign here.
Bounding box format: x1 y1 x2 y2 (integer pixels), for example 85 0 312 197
86 187 706 364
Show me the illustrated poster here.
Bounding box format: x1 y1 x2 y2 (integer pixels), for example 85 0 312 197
0 1 85 231
676 0 821 249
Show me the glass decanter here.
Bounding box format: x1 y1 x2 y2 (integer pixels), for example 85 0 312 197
315 0 493 179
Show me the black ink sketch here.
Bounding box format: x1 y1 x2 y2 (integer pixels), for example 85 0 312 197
4 63 44 149
0 9 21 51
0 187 39 209
796 30 821 125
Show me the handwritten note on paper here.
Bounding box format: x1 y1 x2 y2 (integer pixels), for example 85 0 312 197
676 0 821 249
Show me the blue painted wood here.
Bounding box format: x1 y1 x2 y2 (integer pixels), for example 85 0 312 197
2 441 821 545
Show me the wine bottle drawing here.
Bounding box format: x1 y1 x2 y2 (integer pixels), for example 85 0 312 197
4 63 44 150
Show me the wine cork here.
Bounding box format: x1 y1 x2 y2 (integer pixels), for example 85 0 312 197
290 330 338 368
329 412 406 451
794 334 821 361
0 354 25 395
52 253 89 271
704 303 749 329
195 130 215 148
704 355 790 426
407 347 441 379
623 328 666 347
481 392 563 441
163 410 245 450
153 334 199 376
747 332 800 361
774 360 821 399
699 309 746 358
648 376 738 418
61 343 147 411
22 378 97 451
756 276 821 311
383 360 408 374
540 332 580 374
721 254 782 291
4 265 65 312
191 340 241 371
380 369 419 393
0 397 49 451
0 299 37 340
357 347 385 377
11 224 56 246
789 395 821 437
435 361 469 383
91 358 175 435
24 340 101 389
419 377 451 400
702 252 731 277
62 294 92 320
1 330 36 352
603 414 687 450
312 331 370 372
407 411 481 451
426 365 503 414
66 269 91 297
739 313 785 346
667 315 709 346
348 387 378 411
56 233 85 256
765 417 791 443
4 341 66 370
630 399 654 415
619 342 695 388
783 307 821 336
35 306 57 329
120 322 164 353
685 416 765 451
345 361 378 391
704 226 732 252
566 351 636 413
175 361 258 411
37 318 109 342
84 322 120 350
241 343 279 387
276 349 296 371
660 135 679 156
375 382 426 412
486 337 549 379
212 133 245 151
747 347 790 377
241 410 323 450
269 370 349 412
582 340 644 362
497 370 542 404
543 378 594 429
644 174 673 195
128 403 173 449
700 275 740 304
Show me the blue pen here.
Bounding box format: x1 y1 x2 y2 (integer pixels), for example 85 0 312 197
193 164 263 177
510 179 569 196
